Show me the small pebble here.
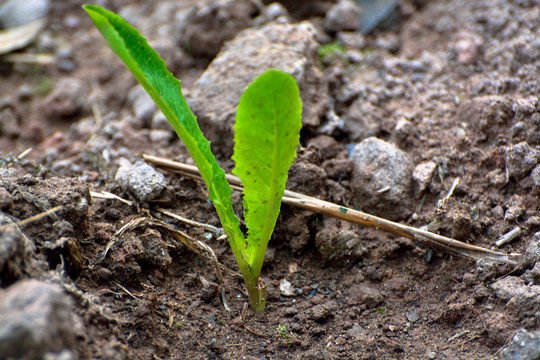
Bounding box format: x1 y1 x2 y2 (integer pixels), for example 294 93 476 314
351 137 413 221
412 161 437 197
115 159 166 202
505 142 538 180
324 0 362 33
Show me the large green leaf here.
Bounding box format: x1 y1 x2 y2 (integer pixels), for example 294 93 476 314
232 70 302 276
83 5 249 275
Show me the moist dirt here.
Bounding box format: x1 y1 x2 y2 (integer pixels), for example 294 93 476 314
1 0 539 359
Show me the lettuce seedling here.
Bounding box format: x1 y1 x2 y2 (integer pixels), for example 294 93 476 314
83 5 302 312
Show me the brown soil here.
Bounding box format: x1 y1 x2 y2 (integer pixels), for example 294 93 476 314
1 0 538 359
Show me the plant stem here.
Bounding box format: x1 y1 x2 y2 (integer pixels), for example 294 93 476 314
247 279 267 313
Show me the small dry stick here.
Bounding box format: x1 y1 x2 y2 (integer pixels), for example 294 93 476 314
143 154 517 265
496 227 521 247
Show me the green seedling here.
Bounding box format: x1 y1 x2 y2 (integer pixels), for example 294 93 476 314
83 5 302 312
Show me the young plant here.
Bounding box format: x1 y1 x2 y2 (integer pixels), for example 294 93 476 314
83 5 302 312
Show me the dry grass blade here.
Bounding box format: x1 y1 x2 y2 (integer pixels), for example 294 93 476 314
0 205 63 230
143 154 517 265
91 216 231 310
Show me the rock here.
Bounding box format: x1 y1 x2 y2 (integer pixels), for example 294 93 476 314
306 135 341 160
450 31 483 65
0 213 35 284
115 160 166 202
502 329 540 360
348 283 384 308
308 301 337 323
0 187 12 211
506 142 538 180
513 97 538 117
491 276 540 319
412 161 437 197
344 100 385 141
128 85 157 127
177 0 258 58
324 0 362 33
0 0 49 28
40 78 85 119
523 233 540 269
187 21 329 155
257 2 289 24
149 129 174 143
350 137 413 221
406 309 419 323
315 217 367 261
523 262 540 285
0 279 76 359
151 110 171 130
457 95 513 142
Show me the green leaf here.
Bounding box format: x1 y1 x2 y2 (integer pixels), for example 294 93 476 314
232 70 302 277
83 5 249 275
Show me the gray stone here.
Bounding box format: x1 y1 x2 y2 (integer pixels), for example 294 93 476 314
115 159 166 202
351 137 413 221
151 110 171 130
0 213 34 283
40 78 85 119
344 100 384 140
0 0 49 28
0 107 20 138
262 2 288 22
412 161 437 197
531 165 540 188
187 20 329 155
324 0 362 33
506 142 538 180
128 85 157 126
177 0 257 58
149 129 174 143
0 279 76 359
491 276 540 318
523 234 540 269
502 329 540 360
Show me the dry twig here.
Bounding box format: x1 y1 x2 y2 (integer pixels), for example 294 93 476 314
143 154 517 265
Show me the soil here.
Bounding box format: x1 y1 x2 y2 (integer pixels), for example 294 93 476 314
1 0 539 359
